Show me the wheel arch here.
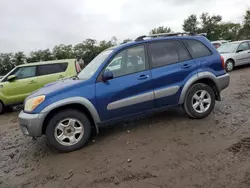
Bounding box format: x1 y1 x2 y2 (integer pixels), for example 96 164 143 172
41 97 100 135
179 72 221 104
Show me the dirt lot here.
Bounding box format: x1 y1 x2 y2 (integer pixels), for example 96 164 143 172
1 66 250 188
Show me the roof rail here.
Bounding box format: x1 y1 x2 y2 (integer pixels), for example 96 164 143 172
135 32 207 41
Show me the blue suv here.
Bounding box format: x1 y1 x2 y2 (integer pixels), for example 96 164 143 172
19 33 230 152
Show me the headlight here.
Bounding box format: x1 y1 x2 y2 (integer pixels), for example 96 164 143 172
24 95 45 112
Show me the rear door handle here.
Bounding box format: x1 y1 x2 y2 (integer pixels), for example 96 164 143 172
29 80 36 84
182 64 192 69
137 75 149 80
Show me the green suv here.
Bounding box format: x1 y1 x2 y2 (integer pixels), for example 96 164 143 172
0 59 81 113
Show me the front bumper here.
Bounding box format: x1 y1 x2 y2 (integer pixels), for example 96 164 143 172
18 111 46 137
217 73 230 92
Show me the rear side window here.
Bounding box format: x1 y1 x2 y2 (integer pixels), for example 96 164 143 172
212 43 221 48
148 40 191 68
182 39 212 59
38 63 68 76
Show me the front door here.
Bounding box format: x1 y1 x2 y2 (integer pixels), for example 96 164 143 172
235 42 250 65
2 66 39 104
95 45 154 122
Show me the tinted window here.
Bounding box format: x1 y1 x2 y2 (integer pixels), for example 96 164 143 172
38 63 68 76
182 39 212 59
148 40 191 68
212 43 221 48
105 46 146 78
12 66 36 79
237 42 250 52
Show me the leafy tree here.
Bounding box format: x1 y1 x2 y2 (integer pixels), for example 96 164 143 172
121 38 133 44
183 14 199 32
52 44 74 60
218 22 241 41
150 26 172 34
199 13 222 40
0 53 14 75
13 52 26 66
239 10 250 39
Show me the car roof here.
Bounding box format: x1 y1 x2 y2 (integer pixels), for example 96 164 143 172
230 40 250 44
110 36 206 51
17 59 75 67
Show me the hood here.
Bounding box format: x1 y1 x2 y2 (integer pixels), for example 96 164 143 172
27 79 86 99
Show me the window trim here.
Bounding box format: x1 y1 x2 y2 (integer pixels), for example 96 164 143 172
37 63 68 76
96 44 149 82
146 39 192 69
181 39 213 59
237 42 250 52
2 65 37 82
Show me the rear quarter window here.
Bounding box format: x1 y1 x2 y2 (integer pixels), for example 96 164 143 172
37 63 68 76
182 39 212 59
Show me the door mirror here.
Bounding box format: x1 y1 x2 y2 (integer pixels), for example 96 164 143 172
102 69 113 82
236 49 243 53
7 75 17 82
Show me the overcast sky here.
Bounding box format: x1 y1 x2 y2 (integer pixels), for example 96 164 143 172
0 0 248 53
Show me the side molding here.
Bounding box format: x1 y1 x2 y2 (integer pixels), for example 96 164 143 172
107 92 154 110
154 86 180 99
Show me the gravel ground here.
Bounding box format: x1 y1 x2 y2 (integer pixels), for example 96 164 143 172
1 66 250 188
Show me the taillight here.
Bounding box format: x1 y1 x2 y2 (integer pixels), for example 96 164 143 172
220 56 225 70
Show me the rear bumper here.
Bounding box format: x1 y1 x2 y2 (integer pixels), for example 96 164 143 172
18 111 46 137
217 73 230 92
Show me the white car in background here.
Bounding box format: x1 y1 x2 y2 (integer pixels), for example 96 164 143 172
217 40 250 72
211 40 230 48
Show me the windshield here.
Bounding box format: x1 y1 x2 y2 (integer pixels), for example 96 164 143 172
78 50 113 80
217 43 239 53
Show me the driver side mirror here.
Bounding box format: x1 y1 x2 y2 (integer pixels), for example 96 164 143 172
7 75 17 82
236 49 243 53
102 70 113 82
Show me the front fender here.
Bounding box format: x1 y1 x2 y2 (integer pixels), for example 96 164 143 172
41 97 101 124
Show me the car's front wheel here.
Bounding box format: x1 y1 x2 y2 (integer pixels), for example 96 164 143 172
46 109 91 152
0 101 4 114
183 83 215 119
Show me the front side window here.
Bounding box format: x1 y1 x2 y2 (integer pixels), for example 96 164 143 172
148 40 191 68
105 45 146 78
217 42 239 53
237 42 250 52
182 39 212 59
37 63 68 76
11 66 36 80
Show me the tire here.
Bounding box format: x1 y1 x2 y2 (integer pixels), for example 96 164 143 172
46 109 91 152
183 83 215 119
225 60 234 72
0 101 4 114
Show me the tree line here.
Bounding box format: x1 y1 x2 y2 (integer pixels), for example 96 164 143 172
0 10 249 75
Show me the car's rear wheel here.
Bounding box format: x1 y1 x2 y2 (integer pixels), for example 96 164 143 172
46 109 91 152
0 101 4 114
225 60 234 72
184 83 215 119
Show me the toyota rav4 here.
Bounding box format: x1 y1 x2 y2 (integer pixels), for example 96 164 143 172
19 33 230 152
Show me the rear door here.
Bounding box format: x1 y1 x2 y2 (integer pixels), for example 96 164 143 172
147 40 197 108
37 63 68 87
235 42 250 65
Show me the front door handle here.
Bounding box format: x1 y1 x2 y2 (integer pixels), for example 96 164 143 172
58 75 64 79
137 75 149 80
182 64 192 69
